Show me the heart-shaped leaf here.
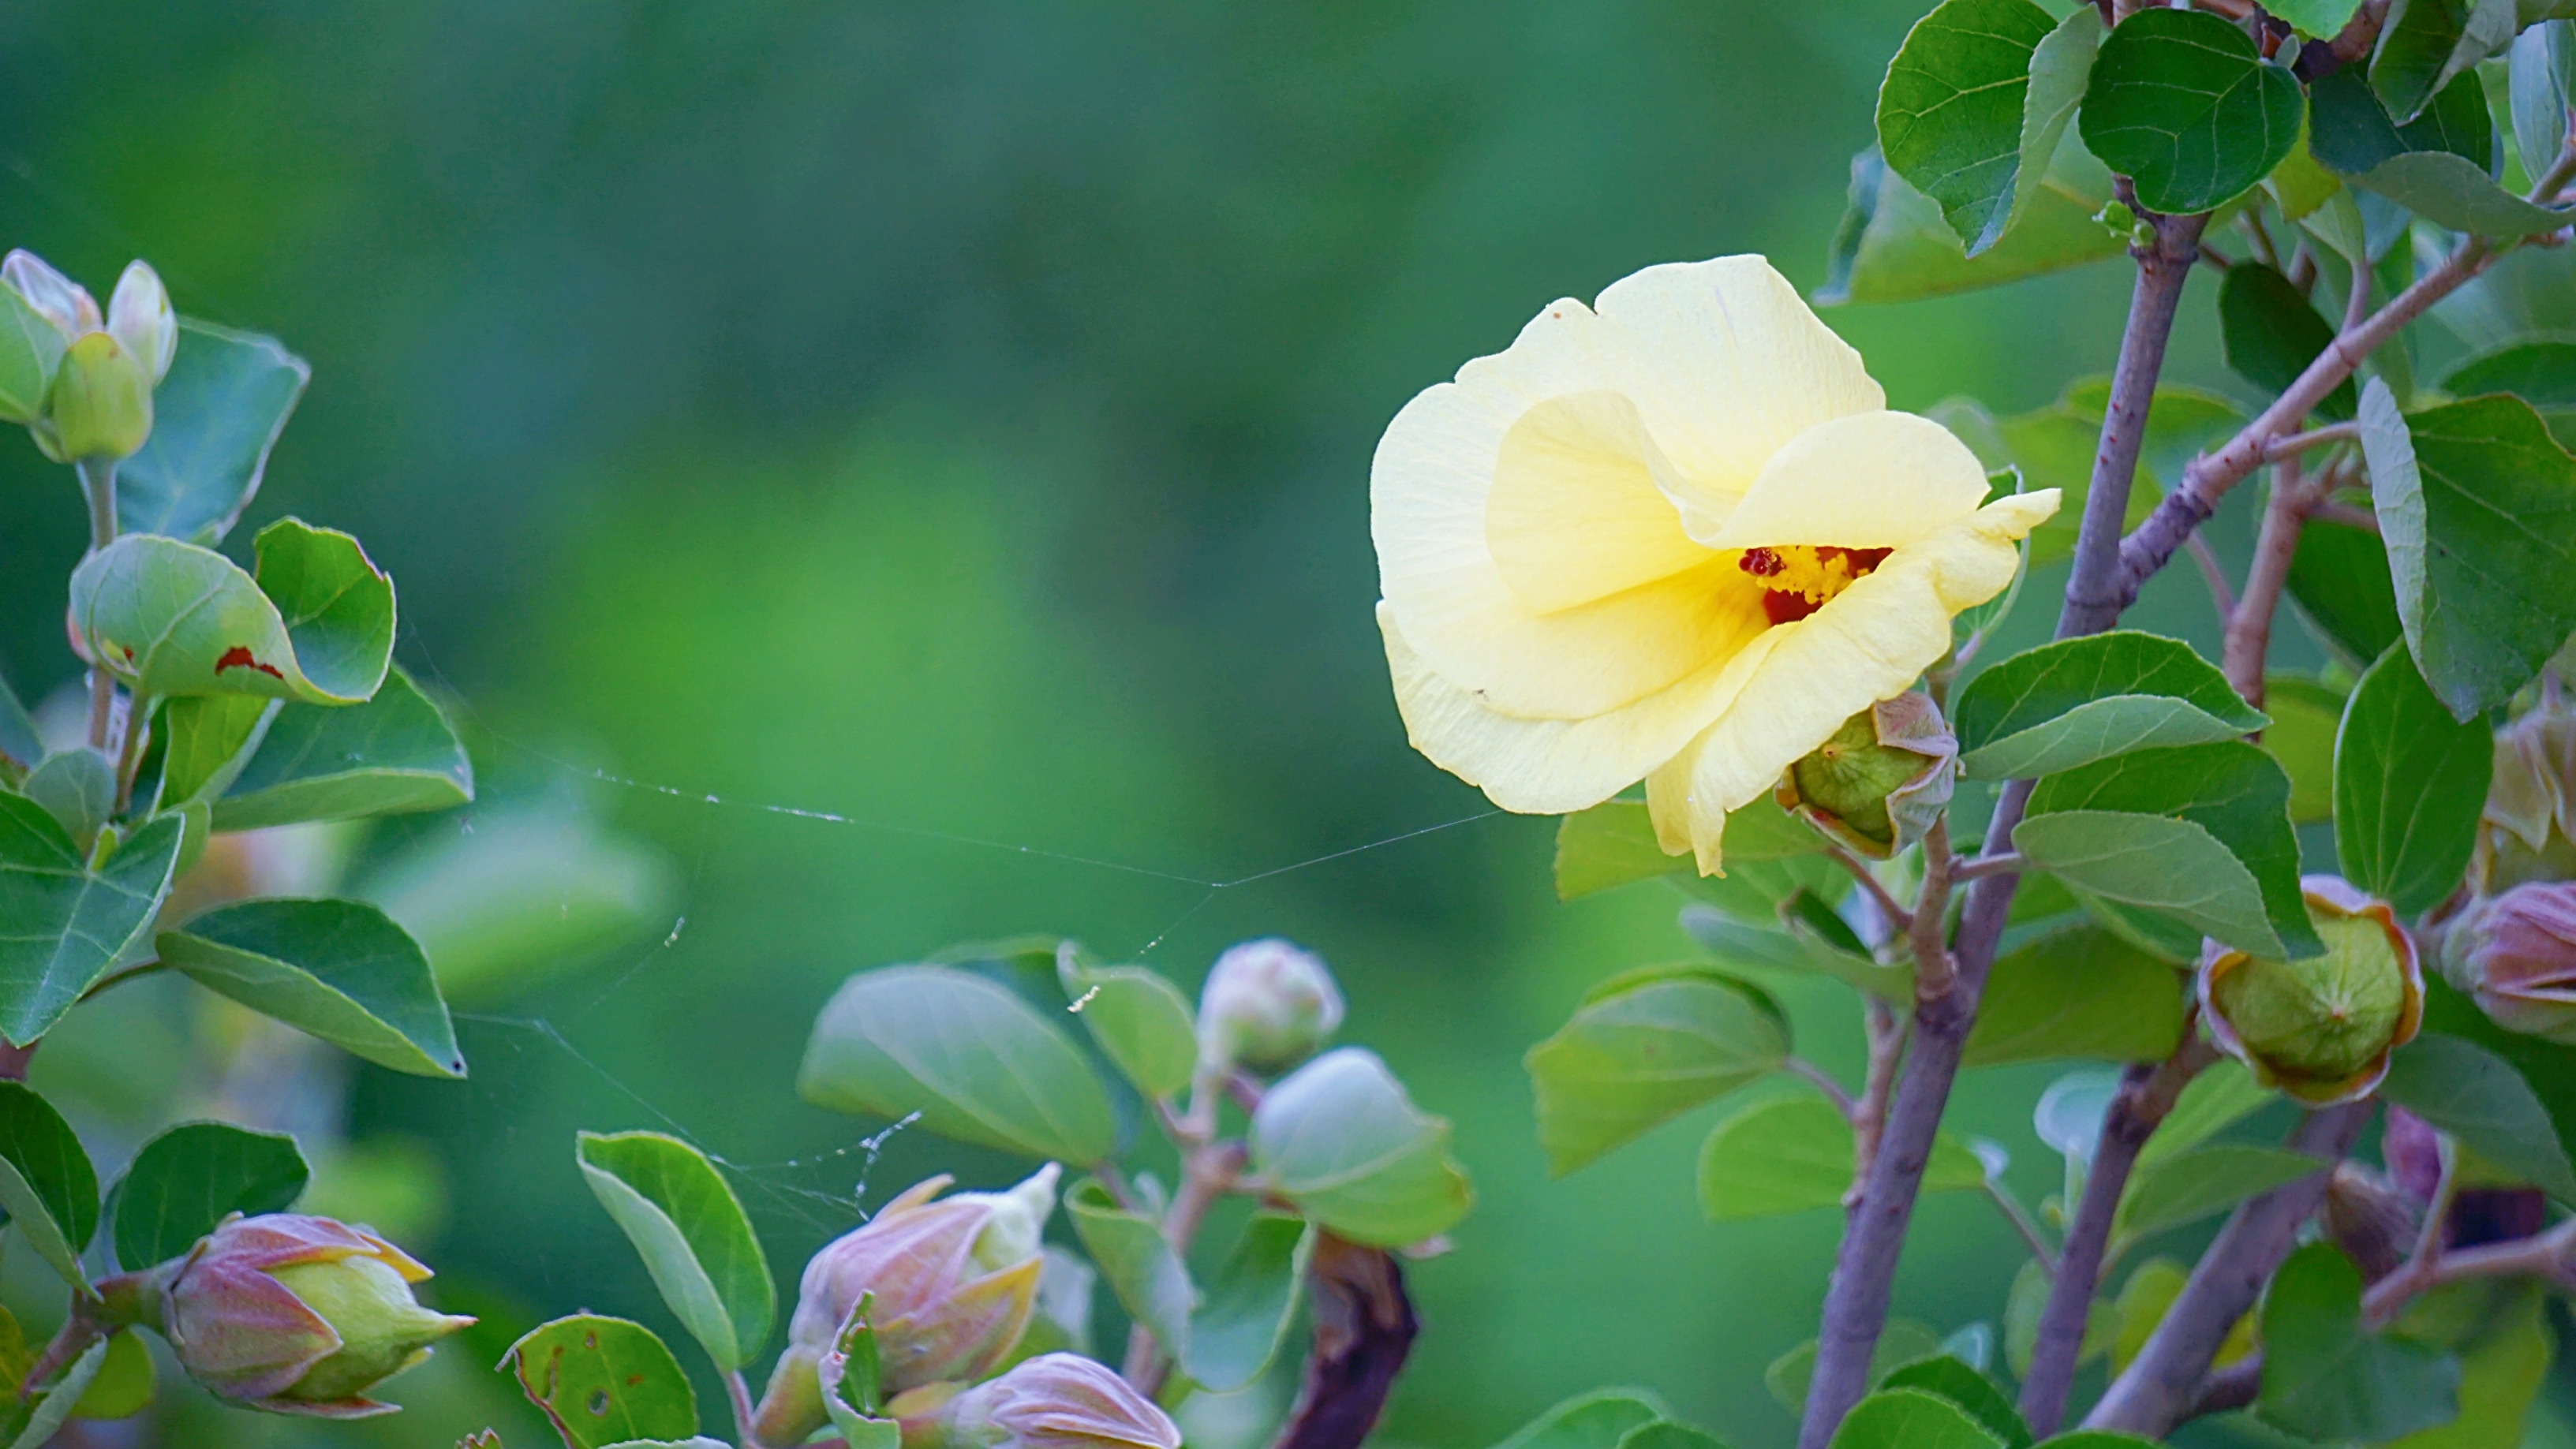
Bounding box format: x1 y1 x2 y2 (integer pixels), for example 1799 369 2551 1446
2112 1145 2324 1244
1554 797 1819 901
504 1316 698 1449
212 666 473 831
577 1132 774 1372
0 797 185 1045
1953 631 2265 781
1182 1210 1311 1393
1817 138 2125 308
1056 948 1197 1100
1698 1092 1986 1222
2334 643 2491 913
2285 516 2404 667
1526 967 1789 1176
1877 1357 2032 1449
1876 0 2097 256
2256 1243 2460 1442
1962 923 2187 1068
155 696 278 809
2220 263 2357 421
2379 1032 2576 1204
2370 0 2516 125
1828 1386 2006 1449
1250 1047 1471 1246
69 519 394 705
2443 339 2576 411
1064 1178 1194 1361
116 319 308 545
2016 741 2319 960
0 1083 99 1288
21 751 114 850
2365 384 2576 719
2077 7 2301 215
157 897 464 1077
798 964 1115 1163
107 1121 308 1271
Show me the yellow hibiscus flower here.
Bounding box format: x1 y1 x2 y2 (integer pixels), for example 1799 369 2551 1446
1370 256 2058 875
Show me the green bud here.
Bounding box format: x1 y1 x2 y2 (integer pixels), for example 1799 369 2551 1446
265 1255 469 1404
1198 938 1344 1073
2200 876 2422 1104
42 331 153 461
1776 693 1956 860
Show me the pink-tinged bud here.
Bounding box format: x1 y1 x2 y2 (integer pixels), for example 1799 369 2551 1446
927 1353 1180 1449
2199 876 2423 1104
2382 1107 2444 1204
2440 882 2576 1043
2 249 98 341
2476 698 2576 894
151 1214 473 1417
750 1165 1056 1446
1199 938 1343 1073
105 260 174 385
2322 1164 2417 1283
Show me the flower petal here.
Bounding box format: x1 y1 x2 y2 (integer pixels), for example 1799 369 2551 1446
1590 258 1885 537
1381 601 1782 814
1703 411 1994 551
1673 491 2057 871
1486 391 1714 612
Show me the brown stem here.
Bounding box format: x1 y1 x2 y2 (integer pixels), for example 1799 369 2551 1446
2222 457 2313 708
2361 1216 2576 1327
2182 534 2239 619
2016 1033 2219 1434
1785 1056 1858 1118
1822 843 1912 939
1907 817 1957 1000
2084 1101 2373 1437
0 1040 38 1082
1797 211 2206 1449
1847 998 1904 1204
2183 1358 2263 1422
1266 1235 1419 1449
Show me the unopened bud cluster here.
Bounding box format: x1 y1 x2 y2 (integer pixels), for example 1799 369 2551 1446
1198 936 1343 1073
2 249 174 461
2444 688 2576 1044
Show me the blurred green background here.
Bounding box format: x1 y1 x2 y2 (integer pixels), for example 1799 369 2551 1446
0 2 2554 1447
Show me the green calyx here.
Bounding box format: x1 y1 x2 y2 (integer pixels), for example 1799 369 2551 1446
1786 710 1940 851
266 1256 470 1403
2210 915 2409 1085
41 331 153 461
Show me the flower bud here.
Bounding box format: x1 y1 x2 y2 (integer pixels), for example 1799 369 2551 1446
2 249 99 341
2199 876 2423 1104
107 260 174 385
2475 696 2576 894
43 331 153 461
2439 882 2576 1043
2382 1106 2444 1204
925 1353 1180 1449
1774 693 1956 860
1198 937 1344 1073
750 1165 1056 1446
2322 1164 2417 1283
149 1213 473 1417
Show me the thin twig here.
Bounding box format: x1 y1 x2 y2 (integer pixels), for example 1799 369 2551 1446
2182 1358 2263 1423
1785 1057 1857 1118
2221 457 2312 708
1983 1178 2060 1278
1907 818 1957 1000
1950 852 2026 883
727 1369 761 1449
2312 499 2378 532
1820 842 1912 936
77 458 118 752
2360 1218 2576 1326
2262 421 2358 461
2182 533 2238 620
1846 999 1905 1205
1797 210 2209 1449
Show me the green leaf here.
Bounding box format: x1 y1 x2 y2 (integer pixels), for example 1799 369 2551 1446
2028 1436 2162 1449
21 751 114 850
2371 0 2517 125
1878 1358 2032 1449
116 320 308 545
11 1338 107 1449
798 963 1116 1163
2333 643 2491 913
2383 1279 2552 1449
2419 973 2576 1193
1963 924 2188 1068
2353 151 2573 235
2379 1033 2576 1203
1875 0 2077 255
2257 1242 2460 1443
1249 1046 1472 1246
1616 1426 1723 1449
1961 383 2241 570
359 808 675 1006
2077 7 2302 215
1697 1092 1985 1222
2286 517 2405 667
1490 1390 1671 1449
2220 263 2358 421
2314 68 2499 174
2273 0 2368 35
2017 741 2320 959
2365 386 2576 718
1064 1177 1193 1358
2441 339 2576 409
0 1084 95 1289
107 1121 308 1271
1769 1322 1946 1416
1828 1387 2006 1449
1680 903 1912 1004
2112 1144 2324 1244
156 695 277 809
69 519 394 705
1056 949 1197 1100
576 1131 775 1372
2261 674 2346 823
1525 968 1789 1175
0 799 184 1045
0 284 65 427
1817 140 2124 307
2511 21 2576 190
69 1330 152 1421
2135 1057 2273 1168
0 672 39 775
1953 631 2266 782
504 1316 699 1449
1182 1211 1312 1393
213 667 473 831
156 897 465 1077
1553 797 1818 901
